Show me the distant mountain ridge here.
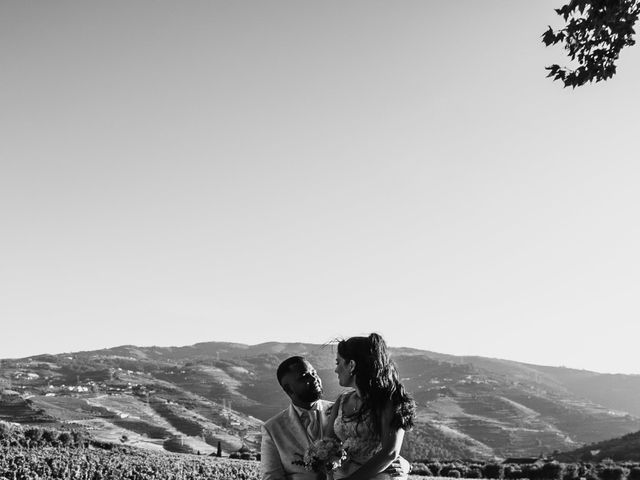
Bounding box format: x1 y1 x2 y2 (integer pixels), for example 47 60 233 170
2 341 640 461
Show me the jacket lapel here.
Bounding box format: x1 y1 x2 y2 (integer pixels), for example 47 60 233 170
288 404 313 447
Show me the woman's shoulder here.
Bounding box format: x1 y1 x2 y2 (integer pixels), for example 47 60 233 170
343 389 358 400
339 390 359 407
330 390 355 413
333 389 355 403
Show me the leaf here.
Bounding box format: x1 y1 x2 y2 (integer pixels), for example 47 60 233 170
542 26 558 45
543 0 640 86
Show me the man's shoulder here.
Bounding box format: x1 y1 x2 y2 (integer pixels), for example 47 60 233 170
263 407 290 430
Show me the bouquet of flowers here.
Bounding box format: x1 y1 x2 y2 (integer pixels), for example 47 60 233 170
341 436 380 464
293 438 348 474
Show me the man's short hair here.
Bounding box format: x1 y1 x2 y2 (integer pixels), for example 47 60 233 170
276 356 307 387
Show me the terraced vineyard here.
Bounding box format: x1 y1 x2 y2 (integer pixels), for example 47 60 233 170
0 394 55 424
2 341 640 460
0 445 261 480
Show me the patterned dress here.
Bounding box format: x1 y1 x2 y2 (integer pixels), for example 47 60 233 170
333 393 396 480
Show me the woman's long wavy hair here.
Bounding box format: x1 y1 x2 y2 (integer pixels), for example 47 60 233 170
337 333 415 437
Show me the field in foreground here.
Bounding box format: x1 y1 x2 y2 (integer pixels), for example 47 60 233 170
0 446 259 480
0 445 438 480
7 444 640 480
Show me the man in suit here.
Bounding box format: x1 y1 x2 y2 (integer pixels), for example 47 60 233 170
260 356 409 480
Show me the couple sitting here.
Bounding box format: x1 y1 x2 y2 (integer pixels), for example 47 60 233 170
261 333 415 480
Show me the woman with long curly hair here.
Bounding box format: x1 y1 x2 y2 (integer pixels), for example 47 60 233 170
327 333 415 480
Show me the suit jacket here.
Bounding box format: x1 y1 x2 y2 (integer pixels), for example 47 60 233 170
261 400 334 480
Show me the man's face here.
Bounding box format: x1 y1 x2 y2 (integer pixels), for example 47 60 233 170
281 360 323 405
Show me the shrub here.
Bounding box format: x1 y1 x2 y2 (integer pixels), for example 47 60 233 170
629 467 640 480
457 465 471 477
440 465 455 477
162 436 195 454
510 466 533 480
428 462 443 476
449 469 462 478
579 465 593 477
41 429 59 445
563 463 580 480
468 467 484 478
505 465 520 479
24 427 43 446
483 463 505 479
599 467 626 480
522 465 541 480
584 471 600 480
58 431 73 446
72 430 88 447
0 422 14 444
411 463 433 476
540 461 565 480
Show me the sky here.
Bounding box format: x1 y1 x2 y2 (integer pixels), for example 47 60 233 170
2 1 640 375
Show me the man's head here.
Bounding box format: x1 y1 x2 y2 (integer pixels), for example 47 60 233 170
277 356 323 407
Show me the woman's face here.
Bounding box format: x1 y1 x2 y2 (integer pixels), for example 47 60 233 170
335 353 355 388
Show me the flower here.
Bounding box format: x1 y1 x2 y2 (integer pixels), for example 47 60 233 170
293 438 348 473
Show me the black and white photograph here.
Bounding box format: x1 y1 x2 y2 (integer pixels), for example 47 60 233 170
2 1 640 479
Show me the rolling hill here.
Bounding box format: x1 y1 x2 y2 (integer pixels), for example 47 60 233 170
1 341 639 461
556 429 640 462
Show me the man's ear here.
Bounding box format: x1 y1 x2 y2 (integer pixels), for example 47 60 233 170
282 382 292 395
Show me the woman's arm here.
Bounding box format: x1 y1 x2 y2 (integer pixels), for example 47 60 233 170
343 402 405 480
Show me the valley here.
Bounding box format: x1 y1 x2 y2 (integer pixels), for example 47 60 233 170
2 342 639 460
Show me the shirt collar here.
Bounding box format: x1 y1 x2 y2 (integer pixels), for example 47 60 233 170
292 401 319 417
